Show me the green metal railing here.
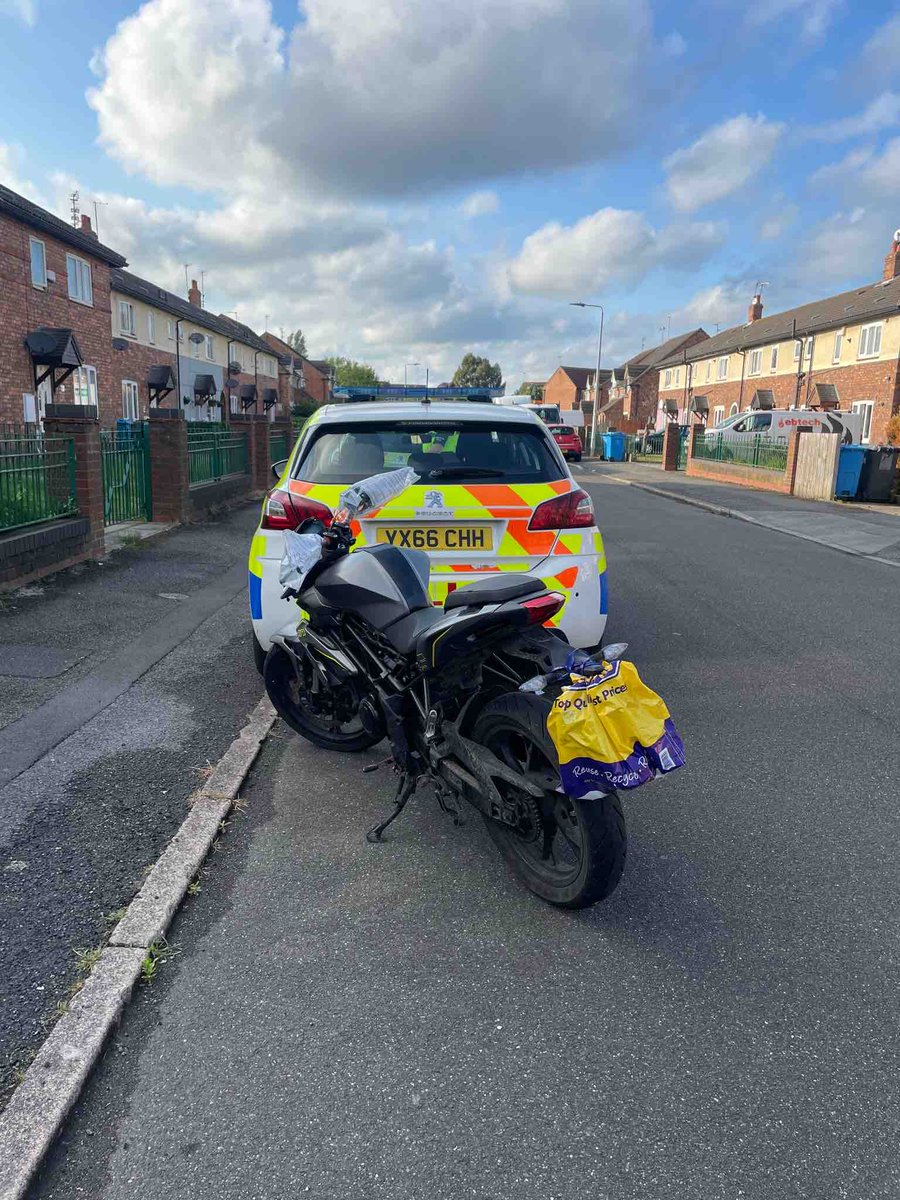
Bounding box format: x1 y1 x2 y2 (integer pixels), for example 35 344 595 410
101 426 152 525
187 427 249 487
0 430 77 532
693 433 788 472
270 431 289 466
630 431 664 462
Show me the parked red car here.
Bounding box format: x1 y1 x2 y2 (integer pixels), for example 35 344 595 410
547 424 583 462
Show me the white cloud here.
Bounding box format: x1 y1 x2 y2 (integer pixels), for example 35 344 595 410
505 207 725 298
809 138 900 200
797 208 885 285
759 203 799 240
746 0 841 42
459 191 500 219
805 92 900 141
89 0 655 200
663 114 784 212
0 142 42 199
0 0 35 24
859 14 900 84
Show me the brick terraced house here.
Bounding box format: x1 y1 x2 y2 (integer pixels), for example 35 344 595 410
603 328 709 434
657 235 900 443
110 272 282 425
262 332 334 414
543 365 612 422
0 183 127 426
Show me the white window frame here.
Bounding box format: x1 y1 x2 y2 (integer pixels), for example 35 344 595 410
833 331 843 363
66 253 93 306
712 405 725 427
717 356 728 381
748 349 762 376
118 300 136 336
770 346 778 371
663 369 672 388
205 333 215 361
29 237 47 289
167 320 175 341
805 338 812 361
793 340 801 362
148 312 156 345
706 361 712 382
728 402 739 417
122 379 140 421
858 323 883 360
851 400 875 444
72 365 98 407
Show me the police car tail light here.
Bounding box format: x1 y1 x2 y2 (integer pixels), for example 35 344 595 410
528 488 594 530
262 489 332 531
520 592 566 624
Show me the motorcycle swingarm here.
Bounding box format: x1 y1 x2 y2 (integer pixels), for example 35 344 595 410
433 724 545 826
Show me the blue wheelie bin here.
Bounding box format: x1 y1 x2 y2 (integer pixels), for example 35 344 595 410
834 444 866 500
602 431 627 462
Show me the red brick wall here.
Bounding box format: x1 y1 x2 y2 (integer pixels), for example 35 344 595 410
543 371 579 414
107 341 179 421
302 361 331 406
0 213 118 426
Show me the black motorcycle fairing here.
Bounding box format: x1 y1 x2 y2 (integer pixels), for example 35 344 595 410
301 542 432 630
444 575 545 610
382 606 455 655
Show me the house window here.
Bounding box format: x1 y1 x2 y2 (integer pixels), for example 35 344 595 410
833 331 843 362
72 365 98 407
663 369 672 388
66 254 93 305
706 361 712 382
728 402 739 416
167 320 175 341
148 313 156 345
717 356 728 380
793 341 801 362
122 380 140 421
748 349 762 375
205 334 215 360
858 323 883 359
712 405 725 427
805 338 812 361
29 237 47 288
770 346 778 371
851 400 875 443
118 300 136 336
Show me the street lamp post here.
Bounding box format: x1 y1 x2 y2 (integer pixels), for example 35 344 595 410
570 301 604 457
404 361 420 397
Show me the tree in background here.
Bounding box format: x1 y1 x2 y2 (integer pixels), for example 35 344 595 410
326 356 380 387
452 353 503 389
290 395 318 419
286 329 307 357
527 383 544 401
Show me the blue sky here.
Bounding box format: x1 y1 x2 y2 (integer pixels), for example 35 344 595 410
0 0 897 384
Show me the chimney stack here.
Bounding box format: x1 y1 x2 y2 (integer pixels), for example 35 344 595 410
188 277 203 307
747 293 764 323
883 231 900 282
79 214 97 239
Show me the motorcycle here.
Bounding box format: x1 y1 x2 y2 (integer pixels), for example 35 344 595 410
263 468 627 909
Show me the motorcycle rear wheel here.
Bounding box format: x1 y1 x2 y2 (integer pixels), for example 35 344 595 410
264 645 382 752
472 693 626 909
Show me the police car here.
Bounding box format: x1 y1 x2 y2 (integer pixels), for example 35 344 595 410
248 392 609 666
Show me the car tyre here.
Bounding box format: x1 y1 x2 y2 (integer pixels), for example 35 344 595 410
573 453 582 462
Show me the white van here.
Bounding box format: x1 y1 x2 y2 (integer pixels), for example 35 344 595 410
706 408 863 444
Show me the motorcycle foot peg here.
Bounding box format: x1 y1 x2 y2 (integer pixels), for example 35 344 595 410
363 755 393 775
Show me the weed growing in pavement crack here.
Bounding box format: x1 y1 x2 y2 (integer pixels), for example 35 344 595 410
187 879 202 896
141 939 178 985
105 906 127 926
73 945 102 974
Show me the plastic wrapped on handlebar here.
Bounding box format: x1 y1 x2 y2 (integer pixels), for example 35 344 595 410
337 467 418 521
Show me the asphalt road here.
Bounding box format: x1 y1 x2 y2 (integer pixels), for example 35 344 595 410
28 480 900 1199
0 505 263 1092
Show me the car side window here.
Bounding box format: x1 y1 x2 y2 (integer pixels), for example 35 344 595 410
732 417 751 432
751 413 772 431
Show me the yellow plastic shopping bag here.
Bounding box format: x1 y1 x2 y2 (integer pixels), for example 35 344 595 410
547 661 685 797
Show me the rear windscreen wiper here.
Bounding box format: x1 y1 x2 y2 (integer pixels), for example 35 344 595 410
418 466 505 478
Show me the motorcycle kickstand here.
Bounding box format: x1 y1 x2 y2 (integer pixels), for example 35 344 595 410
366 773 418 844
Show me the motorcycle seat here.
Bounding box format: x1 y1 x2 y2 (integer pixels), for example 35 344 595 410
382 606 452 656
443 575 545 610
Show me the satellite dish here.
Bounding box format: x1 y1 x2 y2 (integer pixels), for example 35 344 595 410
228 360 242 373
111 338 130 352
894 229 900 245
25 331 57 356
189 331 205 344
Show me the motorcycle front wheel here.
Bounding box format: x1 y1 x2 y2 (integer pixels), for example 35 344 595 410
472 693 626 909
264 645 382 752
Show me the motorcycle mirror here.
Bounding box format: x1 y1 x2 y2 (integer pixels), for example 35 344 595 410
602 642 628 661
271 459 288 479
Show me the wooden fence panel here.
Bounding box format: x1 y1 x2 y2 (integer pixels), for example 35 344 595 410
793 433 840 500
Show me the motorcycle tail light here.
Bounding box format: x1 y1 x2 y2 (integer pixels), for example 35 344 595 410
261 489 333 531
528 488 594 530
520 592 566 625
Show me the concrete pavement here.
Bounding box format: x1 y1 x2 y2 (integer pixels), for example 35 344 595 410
29 480 900 1200
0 504 263 1096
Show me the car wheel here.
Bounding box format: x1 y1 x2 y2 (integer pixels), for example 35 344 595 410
573 453 582 462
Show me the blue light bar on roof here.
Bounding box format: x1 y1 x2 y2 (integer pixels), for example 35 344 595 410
332 385 505 400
